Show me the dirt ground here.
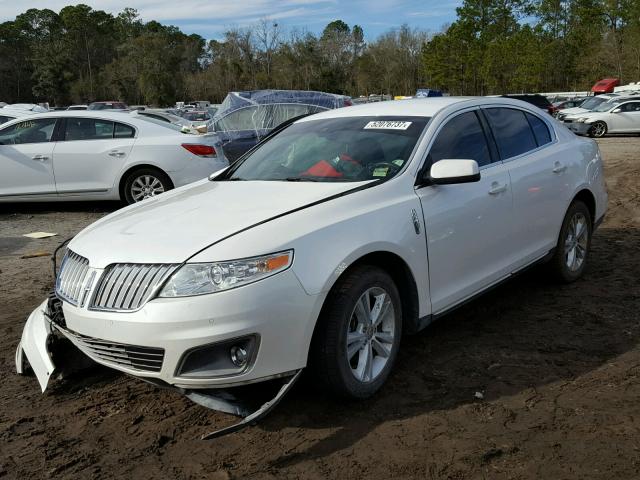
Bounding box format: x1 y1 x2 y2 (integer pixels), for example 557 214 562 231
1 137 639 480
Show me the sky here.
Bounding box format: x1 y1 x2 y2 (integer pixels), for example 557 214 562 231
0 0 462 39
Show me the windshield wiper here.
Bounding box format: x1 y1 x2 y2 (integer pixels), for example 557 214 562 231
282 177 318 182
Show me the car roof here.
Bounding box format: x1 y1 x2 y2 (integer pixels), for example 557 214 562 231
5 110 181 135
296 96 539 121
0 108 40 116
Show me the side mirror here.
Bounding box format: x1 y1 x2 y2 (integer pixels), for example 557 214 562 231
612 108 622 113
429 159 480 185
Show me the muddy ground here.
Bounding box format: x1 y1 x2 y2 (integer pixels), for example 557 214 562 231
1 137 639 479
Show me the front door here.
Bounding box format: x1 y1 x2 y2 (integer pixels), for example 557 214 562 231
0 117 58 198
415 109 515 313
608 101 640 132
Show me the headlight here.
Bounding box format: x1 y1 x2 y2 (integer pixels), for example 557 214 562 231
158 250 293 297
576 117 590 123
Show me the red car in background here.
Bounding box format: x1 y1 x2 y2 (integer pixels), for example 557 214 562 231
591 78 619 95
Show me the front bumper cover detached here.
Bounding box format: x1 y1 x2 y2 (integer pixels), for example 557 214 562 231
15 293 302 439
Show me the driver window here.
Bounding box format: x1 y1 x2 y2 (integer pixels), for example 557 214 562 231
0 118 57 145
426 111 492 170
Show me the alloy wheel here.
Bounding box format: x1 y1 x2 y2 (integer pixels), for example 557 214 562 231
564 212 589 272
131 175 165 202
346 287 395 383
591 122 606 138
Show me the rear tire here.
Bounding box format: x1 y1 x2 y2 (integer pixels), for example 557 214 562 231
122 168 173 205
548 201 592 283
310 265 402 399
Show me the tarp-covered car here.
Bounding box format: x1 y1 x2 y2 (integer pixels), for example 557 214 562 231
210 90 351 161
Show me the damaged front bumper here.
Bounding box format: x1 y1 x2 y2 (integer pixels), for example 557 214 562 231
16 295 303 438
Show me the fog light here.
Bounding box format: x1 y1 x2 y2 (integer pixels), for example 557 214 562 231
230 345 248 367
176 335 258 378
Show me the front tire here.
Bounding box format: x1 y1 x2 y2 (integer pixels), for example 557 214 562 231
548 200 592 283
589 121 607 138
310 265 402 399
122 168 173 205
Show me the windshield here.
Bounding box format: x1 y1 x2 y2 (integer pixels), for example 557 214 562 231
222 116 429 183
580 97 608 110
594 99 624 112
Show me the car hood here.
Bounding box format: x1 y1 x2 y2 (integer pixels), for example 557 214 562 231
69 179 366 268
561 107 589 116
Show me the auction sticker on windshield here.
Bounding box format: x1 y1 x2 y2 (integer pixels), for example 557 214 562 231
364 121 412 130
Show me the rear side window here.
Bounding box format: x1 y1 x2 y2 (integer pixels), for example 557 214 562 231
484 108 537 159
525 113 552 146
0 115 15 124
65 118 114 141
114 122 135 138
427 111 492 167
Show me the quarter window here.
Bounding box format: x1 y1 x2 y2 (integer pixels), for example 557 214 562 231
0 118 57 144
484 108 537 159
427 111 492 168
0 115 15 124
114 122 135 138
525 113 552 147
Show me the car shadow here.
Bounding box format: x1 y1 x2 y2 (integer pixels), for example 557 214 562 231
261 226 640 467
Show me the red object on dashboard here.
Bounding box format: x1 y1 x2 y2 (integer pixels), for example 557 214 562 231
302 160 343 178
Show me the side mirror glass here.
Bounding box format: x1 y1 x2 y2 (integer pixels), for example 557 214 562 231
429 159 480 185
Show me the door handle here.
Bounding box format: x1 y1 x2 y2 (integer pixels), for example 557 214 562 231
552 162 567 174
31 155 49 161
488 182 508 195
108 150 125 157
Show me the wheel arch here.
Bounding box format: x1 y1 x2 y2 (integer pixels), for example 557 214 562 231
311 250 421 342
118 164 174 201
572 188 596 226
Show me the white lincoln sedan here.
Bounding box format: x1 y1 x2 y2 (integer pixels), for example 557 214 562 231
0 111 228 204
17 98 607 419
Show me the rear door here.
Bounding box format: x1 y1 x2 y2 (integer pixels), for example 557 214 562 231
52 118 136 195
0 117 58 197
415 109 515 313
484 107 567 265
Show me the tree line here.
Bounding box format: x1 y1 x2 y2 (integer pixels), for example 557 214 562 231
1 2 639 106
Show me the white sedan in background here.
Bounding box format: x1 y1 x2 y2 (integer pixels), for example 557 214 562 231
17 98 606 427
564 97 640 137
0 111 228 204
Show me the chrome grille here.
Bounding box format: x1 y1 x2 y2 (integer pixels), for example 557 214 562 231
55 250 91 306
90 263 178 311
60 328 164 372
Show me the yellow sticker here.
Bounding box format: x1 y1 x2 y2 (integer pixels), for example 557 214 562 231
372 167 389 177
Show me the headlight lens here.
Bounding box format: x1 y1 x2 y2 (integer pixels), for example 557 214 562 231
576 117 590 123
158 250 293 297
